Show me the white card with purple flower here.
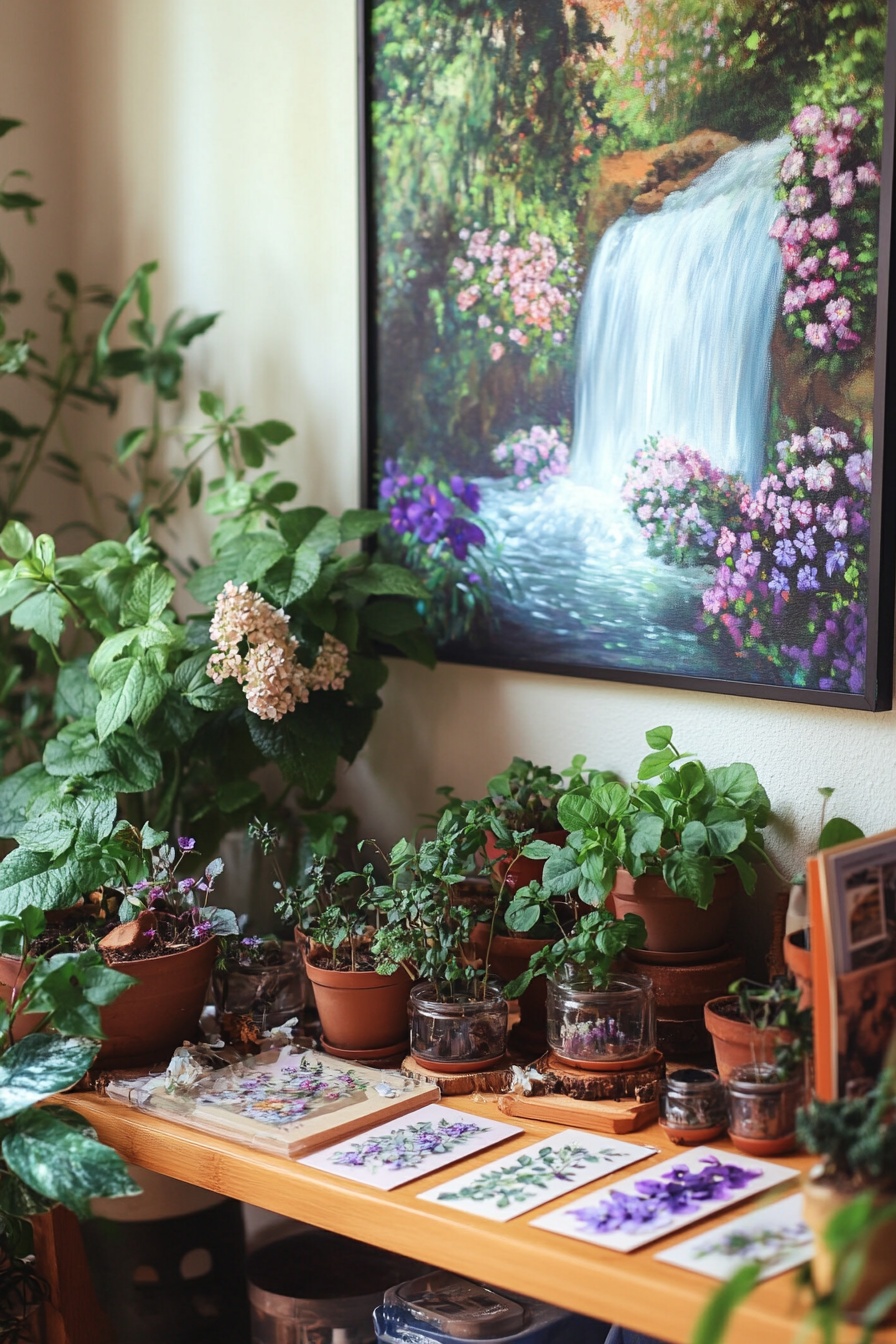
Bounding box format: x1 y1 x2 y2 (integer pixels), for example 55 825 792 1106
529 1146 800 1252
417 1130 657 1222
297 1103 522 1190
653 1194 814 1281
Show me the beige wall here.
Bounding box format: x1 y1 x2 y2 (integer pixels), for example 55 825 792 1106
4 0 896 904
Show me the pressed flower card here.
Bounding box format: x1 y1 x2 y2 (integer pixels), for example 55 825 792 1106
530 1146 799 1253
417 1130 657 1222
654 1194 813 1282
296 1103 522 1190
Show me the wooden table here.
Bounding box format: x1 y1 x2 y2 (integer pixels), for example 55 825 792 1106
55 1091 896 1344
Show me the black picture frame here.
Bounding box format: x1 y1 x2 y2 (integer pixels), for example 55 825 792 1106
358 0 896 711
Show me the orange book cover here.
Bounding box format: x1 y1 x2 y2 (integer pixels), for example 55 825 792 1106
807 854 837 1101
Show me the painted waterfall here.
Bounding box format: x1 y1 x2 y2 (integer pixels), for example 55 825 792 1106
368 0 888 699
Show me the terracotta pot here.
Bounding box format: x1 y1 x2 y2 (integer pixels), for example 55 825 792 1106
802 1178 896 1319
302 956 412 1056
621 953 745 1019
471 924 551 1052
611 869 737 953
704 995 795 1083
784 930 813 1009
1 939 218 1067
484 829 567 892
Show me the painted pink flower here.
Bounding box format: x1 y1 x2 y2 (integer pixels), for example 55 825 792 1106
716 526 737 558
806 278 836 303
828 245 849 271
791 105 825 137
784 217 810 245
477 314 491 329
837 329 861 351
830 171 855 207
768 214 789 240
814 130 840 157
857 161 881 187
783 286 807 314
781 242 803 272
837 106 863 131
456 286 480 311
809 214 838 241
780 149 805 183
787 185 815 215
489 342 505 361
805 322 832 351
825 296 851 326
796 255 820 279
813 154 840 180
792 498 814 527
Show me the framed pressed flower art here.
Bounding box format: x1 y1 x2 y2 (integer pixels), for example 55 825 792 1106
359 0 896 708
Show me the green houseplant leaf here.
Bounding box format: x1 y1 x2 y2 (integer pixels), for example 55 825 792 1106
0 1034 100 1119
3 1106 140 1218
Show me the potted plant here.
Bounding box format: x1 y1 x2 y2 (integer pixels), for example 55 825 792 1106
275 848 413 1063
543 726 774 953
500 882 651 1070
0 824 238 1067
0 904 140 1327
705 976 811 1083
797 1068 896 1320
212 934 307 1031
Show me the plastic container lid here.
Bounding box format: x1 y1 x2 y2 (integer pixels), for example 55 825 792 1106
382 1273 528 1339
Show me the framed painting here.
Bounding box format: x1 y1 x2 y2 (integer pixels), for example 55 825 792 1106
359 0 896 709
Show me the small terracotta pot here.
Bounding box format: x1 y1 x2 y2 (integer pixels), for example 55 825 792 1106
784 930 813 1009
611 870 736 953
302 955 412 1056
484 829 567 892
704 996 795 1083
2 939 218 1067
802 1178 896 1319
471 925 551 1052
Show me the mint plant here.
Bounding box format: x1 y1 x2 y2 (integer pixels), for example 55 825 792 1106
543 726 772 908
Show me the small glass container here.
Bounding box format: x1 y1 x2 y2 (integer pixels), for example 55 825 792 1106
659 1067 728 1144
212 940 308 1029
408 983 507 1073
727 1064 803 1156
546 971 656 1070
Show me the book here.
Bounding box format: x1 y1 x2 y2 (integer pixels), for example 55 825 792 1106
808 830 896 1099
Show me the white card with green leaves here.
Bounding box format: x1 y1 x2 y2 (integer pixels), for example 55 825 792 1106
418 1129 657 1222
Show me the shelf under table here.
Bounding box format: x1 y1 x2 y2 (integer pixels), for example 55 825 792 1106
61 1091 895 1344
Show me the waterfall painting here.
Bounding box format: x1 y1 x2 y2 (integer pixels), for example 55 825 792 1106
361 0 895 708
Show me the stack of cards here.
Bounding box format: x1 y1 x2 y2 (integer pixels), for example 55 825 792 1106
654 1194 814 1281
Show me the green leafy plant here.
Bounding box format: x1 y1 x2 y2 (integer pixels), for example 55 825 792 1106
544 726 773 908
797 1071 896 1192
501 881 647 998
729 976 812 1080
484 758 566 834
0 906 139 1270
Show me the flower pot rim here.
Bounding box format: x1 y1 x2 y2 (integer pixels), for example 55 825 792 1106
302 956 409 989
101 934 219 975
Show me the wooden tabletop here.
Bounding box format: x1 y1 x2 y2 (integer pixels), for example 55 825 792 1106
63 1091 894 1344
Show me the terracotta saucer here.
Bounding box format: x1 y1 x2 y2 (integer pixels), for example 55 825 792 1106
409 1052 508 1075
320 1036 407 1063
627 943 730 966
552 1046 662 1073
658 1120 727 1146
729 1130 797 1157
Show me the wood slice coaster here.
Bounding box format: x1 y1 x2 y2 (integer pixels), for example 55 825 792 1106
532 1049 665 1102
498 1091 659 1134
400 1054 514 1095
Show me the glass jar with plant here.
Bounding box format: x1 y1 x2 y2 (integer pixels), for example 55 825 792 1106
796 1066 896 1323
500 882 652 1070
272 845 415 1064
542 726 774 954
211 934 307 1032
0 904 140 1333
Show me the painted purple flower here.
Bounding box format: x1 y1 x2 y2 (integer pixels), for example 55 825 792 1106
825 501 849 538
133 879 150 891
784 217 810 244
768 214 788 240
780 149 805 183
857 161 881 187
809 214 839 241
805 322 832 351
797 565 820 592
813 154 840 181
783 287 807 315
567 1157 762 1238
825 295 852 327
796 256 820 280
826 542 849 577
769 568 790 595
806 278 836 304
786 186 814 216
830 171 855 207
178 837 196 851
845 450 872 492
837 329 861 352
774 538 796 567
791 105 825 137
795 526 818 559
828 245 850 271
445 516 486 561
450 475 481 512
814 129 840 157
412 473 426 486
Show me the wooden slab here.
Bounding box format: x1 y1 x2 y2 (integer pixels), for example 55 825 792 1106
498 1091 659 1134
401 1054 514 1095
534 1049 665 1101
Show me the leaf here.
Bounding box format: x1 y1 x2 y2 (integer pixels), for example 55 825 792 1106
3 1107 140 1218
0 765 60 838
502 969 534 999
54 657 100 720
521 840 562 859
557 793 599 831
0 1170 55 1217
114 427 150 463
339 509 383 542
505 901 542 933
644 725 674 750
729 851 757 896
344 562 427 599
283 544 321 603
13 813 76 860
187 533 286 604
708 763 760 808
238 426 266 468
120 564 176 627
0 1034 99 1119
542 847 582 895
629 812 665 857
0 521 33 559
706 817 748 856
0 118 23 140
819 817 864 849
173 312 219 346
302 516 342 558
279 506 327 549
187 467 203 506
92 261 159 373
638 747 676 780
95 658 144 740
361 599 425 638
254 419 295 445
662 851 715 908
11 589 69 645
203 906 239 937
681 820 708 855
198 389 224 418
691 1262 761 1344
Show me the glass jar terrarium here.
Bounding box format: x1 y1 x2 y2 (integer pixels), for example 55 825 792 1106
212 939 308 1029
726 1064 803 1156
408 984 507 1073
659 1067 728 1144
546 971 656 1071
